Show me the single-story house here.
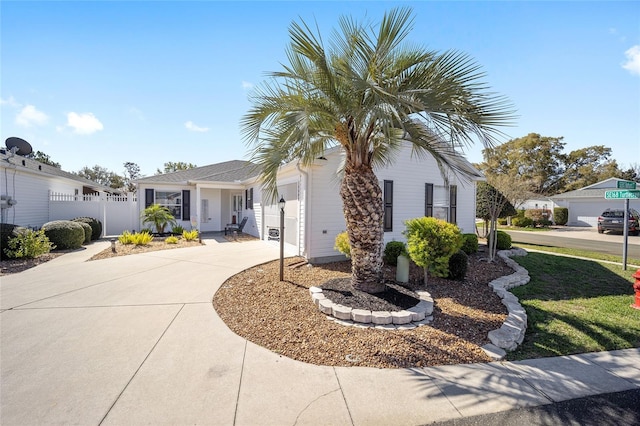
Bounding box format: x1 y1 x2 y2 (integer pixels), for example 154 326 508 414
550 177 640 227
0 147 124 230
135 143 484 263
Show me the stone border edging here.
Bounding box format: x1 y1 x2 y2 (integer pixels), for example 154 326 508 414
481 248 530 361
308 286 434 330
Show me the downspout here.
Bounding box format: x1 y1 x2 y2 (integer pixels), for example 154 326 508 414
296 161 309 258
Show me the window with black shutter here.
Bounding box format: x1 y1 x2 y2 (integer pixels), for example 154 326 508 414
449 185 457 224
145 188 154 208
383 180 393 232
182 190 190 220
425 183 433 217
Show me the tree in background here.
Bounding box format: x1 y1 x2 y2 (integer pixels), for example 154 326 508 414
476 181 516 234
75 165 124 190
123 162 141 193
156 161 197 175
241 7 515 293
26 151 61 168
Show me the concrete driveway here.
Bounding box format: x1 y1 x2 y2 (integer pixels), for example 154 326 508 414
2 237 639 425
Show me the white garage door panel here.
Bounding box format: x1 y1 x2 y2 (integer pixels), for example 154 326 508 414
568 200 610 227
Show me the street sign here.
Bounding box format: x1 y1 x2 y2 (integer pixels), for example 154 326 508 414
617 180 637 189
605 190 640 199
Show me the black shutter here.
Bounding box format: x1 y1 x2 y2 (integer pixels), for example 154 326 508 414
425 183 433 217
383 180 393 232
182 190 190 220
245 190 248 209
450 185 457 224
145 189 154 208
249 188 253 209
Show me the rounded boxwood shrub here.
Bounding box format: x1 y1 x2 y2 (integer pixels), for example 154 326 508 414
383 241 407 266
461 233 478 254
77 222 92 244
72 217 102 240
42 220 85 250
554 207 568 226
448 250 468 281
496 230 512 250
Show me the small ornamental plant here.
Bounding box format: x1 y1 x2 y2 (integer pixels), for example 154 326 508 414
132 231 153 246
334 231 351 258
182 229 199 241
4 229 54 259
165 236 179 244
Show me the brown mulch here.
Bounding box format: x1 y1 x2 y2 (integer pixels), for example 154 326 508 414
0 252 65 275
89 238 203 261
213 247 514 369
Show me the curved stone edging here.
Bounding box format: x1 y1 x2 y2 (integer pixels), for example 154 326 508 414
308 286 434 330
481 248 530 360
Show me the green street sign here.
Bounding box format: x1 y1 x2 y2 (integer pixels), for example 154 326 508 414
605 190 640 199
617 180 637 189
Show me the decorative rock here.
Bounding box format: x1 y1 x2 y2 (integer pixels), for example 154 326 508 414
395 323 417 331
391 310 413 325
309 286 323 294
334 319 355 327
407 306 426 321
374 324 397 330
311 293 326 307
332 304 352 320
371 311 393 325
482 343 507 361
488 329 518 351
318 299 334 315
351 309 372 323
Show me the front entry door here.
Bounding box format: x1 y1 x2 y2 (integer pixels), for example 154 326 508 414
232 194 243 224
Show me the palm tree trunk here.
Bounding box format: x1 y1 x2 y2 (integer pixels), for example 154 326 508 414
340 165 386 294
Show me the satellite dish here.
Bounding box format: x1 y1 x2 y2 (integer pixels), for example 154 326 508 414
5 137 33 156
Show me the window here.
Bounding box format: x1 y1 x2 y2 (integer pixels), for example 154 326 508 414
156 191 182 219
425 183 433 217
383 180 393 232
449 185 457 225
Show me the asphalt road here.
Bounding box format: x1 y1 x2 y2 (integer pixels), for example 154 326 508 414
504 230 640 259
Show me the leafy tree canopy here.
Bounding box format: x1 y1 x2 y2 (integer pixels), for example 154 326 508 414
476 181 516 221
156 161 197 175
26 150 61 168
75 165 124 190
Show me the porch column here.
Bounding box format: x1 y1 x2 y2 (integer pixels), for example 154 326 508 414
195 184 202 233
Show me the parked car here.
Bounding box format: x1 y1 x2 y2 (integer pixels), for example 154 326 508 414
597 208 640 235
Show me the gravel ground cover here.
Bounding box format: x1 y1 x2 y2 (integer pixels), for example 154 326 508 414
214 247 514 368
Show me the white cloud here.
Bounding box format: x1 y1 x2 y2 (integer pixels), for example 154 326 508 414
66 112 104 134
127 106 145 121
241 81 254 90
1 96 21 108
16 104 49 127
622 45 640 75
185 120 209 132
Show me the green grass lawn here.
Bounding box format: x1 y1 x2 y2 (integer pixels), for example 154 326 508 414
506 252 640 360
514 243 640 267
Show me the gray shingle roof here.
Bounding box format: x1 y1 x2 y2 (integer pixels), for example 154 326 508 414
135 160 259 184
551 188 609 199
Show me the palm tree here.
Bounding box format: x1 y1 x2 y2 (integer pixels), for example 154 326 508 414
141 204 177 235
241 7 515 293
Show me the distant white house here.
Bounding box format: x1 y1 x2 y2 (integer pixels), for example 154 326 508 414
0 148 127 232
550 177 640 227
136 143 484 263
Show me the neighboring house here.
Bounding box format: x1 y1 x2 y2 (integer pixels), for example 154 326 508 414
515 197 558 222
136 143 484 263
550 177 640 227
0 148 127 232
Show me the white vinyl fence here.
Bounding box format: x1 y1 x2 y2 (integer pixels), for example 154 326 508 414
49 192 139 237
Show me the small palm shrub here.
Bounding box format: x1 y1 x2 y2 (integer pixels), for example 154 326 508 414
554 207 568 226
182 229 198 241
171 225 185 234
165 236 179 244
42 220 85 250
72 217 102 240
461 233 478 254
448 250 468 281
496 230 512 250
4 229 54 259
383 241 407 266
76 222 92 244
132 232 153 246
141 204 176 234
118 231 134 245
334 231 351 258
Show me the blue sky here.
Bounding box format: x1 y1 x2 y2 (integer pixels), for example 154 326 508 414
2 1 639 178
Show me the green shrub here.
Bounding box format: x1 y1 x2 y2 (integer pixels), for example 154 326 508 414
182 229 198 241
165 236 179 244
118 231 134 245
538 218 552 228
72 217 102 240
496 230 512 250
171 225 185 234
140 228 153 235
461 233 478 254
334 231 351 258
498 218 507 225
141 204 176 234
512 217 534 228
554 207 568 225
4 229 54 259
516 209 526 218
383 241 407 266
448 250 468 281
132 231 153 246
42 220 85 250
1 223 20 260
76 222 92 244
404 217 463 283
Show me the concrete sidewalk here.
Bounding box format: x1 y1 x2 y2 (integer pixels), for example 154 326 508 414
1 238 639 425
